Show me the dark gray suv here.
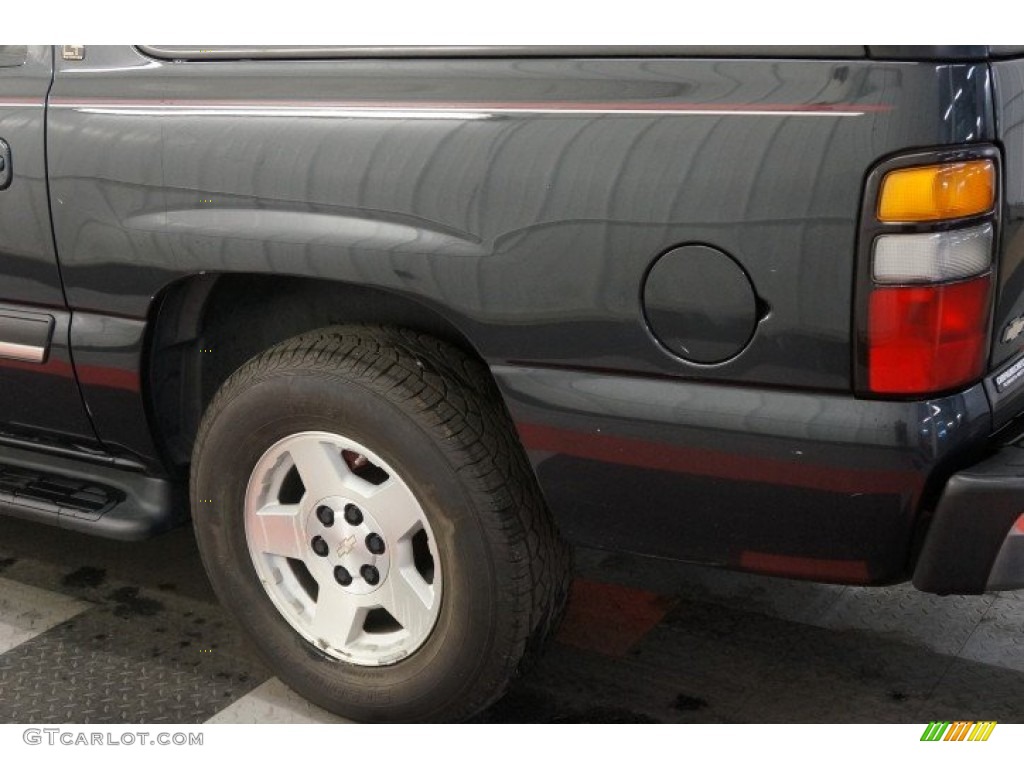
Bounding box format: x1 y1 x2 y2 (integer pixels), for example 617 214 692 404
1 44 1023 721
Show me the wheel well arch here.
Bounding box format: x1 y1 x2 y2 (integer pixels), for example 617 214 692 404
146 272 489 471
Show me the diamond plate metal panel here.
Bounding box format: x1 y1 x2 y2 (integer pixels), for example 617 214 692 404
0 594 269 723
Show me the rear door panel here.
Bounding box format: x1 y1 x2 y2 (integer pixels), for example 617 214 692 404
0 45 99 448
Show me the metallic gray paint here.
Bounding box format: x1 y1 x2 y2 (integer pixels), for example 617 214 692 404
0 46 64 307
48 49 992 399
0 46 98 449
642 244 760 364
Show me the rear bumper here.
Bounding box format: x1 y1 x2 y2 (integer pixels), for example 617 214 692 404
914 439 1024 594
493 364 995 585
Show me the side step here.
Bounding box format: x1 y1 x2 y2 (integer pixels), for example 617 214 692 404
0 443 183 540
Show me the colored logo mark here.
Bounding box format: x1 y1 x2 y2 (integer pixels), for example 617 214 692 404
920 721 996 742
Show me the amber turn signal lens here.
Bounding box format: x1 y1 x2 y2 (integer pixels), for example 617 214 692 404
878 160 995 222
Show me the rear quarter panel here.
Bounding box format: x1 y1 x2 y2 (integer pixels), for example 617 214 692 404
49 48 991 392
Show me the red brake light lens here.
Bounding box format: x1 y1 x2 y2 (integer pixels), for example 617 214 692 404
867 275 992 395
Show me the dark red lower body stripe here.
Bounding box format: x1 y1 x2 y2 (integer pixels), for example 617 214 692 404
738 551 871 583
515 421 920 496
0 356 140 391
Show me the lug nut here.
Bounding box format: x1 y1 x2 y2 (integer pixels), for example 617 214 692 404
365 533 385 555
311 536 329 557
316 505 335 527
361 564 380 585
344 504 363 526
334 566 352 586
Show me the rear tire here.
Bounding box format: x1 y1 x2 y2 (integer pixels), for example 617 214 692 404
191 325 571 722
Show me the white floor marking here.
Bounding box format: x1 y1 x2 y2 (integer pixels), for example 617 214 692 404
205 678 349 724
0 577 89 654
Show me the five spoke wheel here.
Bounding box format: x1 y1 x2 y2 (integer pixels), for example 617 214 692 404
244 431 441 666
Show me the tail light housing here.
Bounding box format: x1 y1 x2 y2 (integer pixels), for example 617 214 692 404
857 150 1000 397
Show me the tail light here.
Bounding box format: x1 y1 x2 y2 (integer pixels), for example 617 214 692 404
858 152 999 397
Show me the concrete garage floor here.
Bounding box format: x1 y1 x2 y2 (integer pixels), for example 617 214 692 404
0 515 1021 724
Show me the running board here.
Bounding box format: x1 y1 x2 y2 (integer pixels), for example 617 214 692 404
0 443 183 540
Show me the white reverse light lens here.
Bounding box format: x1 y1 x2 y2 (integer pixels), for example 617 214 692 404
872 223 993 284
